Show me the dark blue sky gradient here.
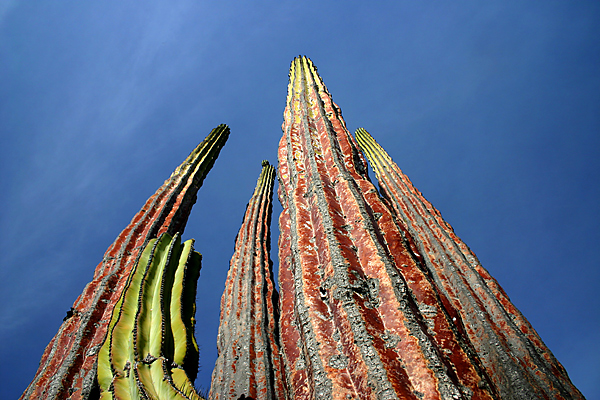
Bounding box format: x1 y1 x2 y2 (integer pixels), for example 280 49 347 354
1 2 598 398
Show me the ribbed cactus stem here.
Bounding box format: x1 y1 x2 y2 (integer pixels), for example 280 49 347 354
22 125 229 400
97 232 203 400
210 162 287 400
355 127 585 399
278 56 504 399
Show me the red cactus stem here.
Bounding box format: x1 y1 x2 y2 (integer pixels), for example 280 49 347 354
21 124 230 400
210 161 286 400
278 56 500 400
355 127 585 399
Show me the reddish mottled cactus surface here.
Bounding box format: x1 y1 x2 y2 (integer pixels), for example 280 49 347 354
21 125 229 400
210 162 287 400
276 56 584 400
355 127 585 399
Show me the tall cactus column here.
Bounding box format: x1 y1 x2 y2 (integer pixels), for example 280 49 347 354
22 125 230 400
355 128 585 399
277 57 500 400
210 162 286 400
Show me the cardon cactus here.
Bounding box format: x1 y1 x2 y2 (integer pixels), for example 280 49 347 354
354 127 585 399
276 56 584 399
97 232 202 399
22 125 229 399
210 162 287 400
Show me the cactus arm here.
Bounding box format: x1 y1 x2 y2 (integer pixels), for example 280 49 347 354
98 232 204 399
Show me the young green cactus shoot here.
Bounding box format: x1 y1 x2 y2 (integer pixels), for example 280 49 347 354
97 233 202 399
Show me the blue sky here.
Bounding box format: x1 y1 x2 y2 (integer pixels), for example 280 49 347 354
1 2 598 398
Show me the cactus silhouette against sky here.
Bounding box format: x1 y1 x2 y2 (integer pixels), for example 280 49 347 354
22 58 584 400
